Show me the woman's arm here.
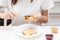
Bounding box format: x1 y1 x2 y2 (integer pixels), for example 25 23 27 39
37 10 48 23
41 10 48 17
0 12 16 19
0 13 4 18
40 10 48 23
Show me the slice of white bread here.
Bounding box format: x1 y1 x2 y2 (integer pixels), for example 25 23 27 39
22 28 37 36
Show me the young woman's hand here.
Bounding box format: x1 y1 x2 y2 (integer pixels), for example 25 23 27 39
29 16 48 24
0 12 16 19
37 16 48 23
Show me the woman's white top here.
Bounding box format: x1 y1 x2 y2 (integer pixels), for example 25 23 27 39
0 0 54 26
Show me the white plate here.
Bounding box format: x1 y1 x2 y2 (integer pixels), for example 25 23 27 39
14 24 44 39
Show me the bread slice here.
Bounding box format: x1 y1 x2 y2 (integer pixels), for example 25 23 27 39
22 28 37 36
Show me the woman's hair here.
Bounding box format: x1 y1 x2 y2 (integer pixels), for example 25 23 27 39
12 0 17 5
12 0 33 5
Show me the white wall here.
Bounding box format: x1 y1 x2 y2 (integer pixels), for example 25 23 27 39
54 0 60 2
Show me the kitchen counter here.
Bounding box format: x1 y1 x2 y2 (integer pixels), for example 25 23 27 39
0 26 60 40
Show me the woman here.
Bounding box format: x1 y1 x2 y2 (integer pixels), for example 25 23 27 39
0 0 54 26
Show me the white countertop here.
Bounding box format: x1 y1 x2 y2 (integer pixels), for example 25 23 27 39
0 26 60 40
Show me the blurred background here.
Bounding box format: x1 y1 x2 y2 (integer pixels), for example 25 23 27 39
0 0 60 26
44 0 60 26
